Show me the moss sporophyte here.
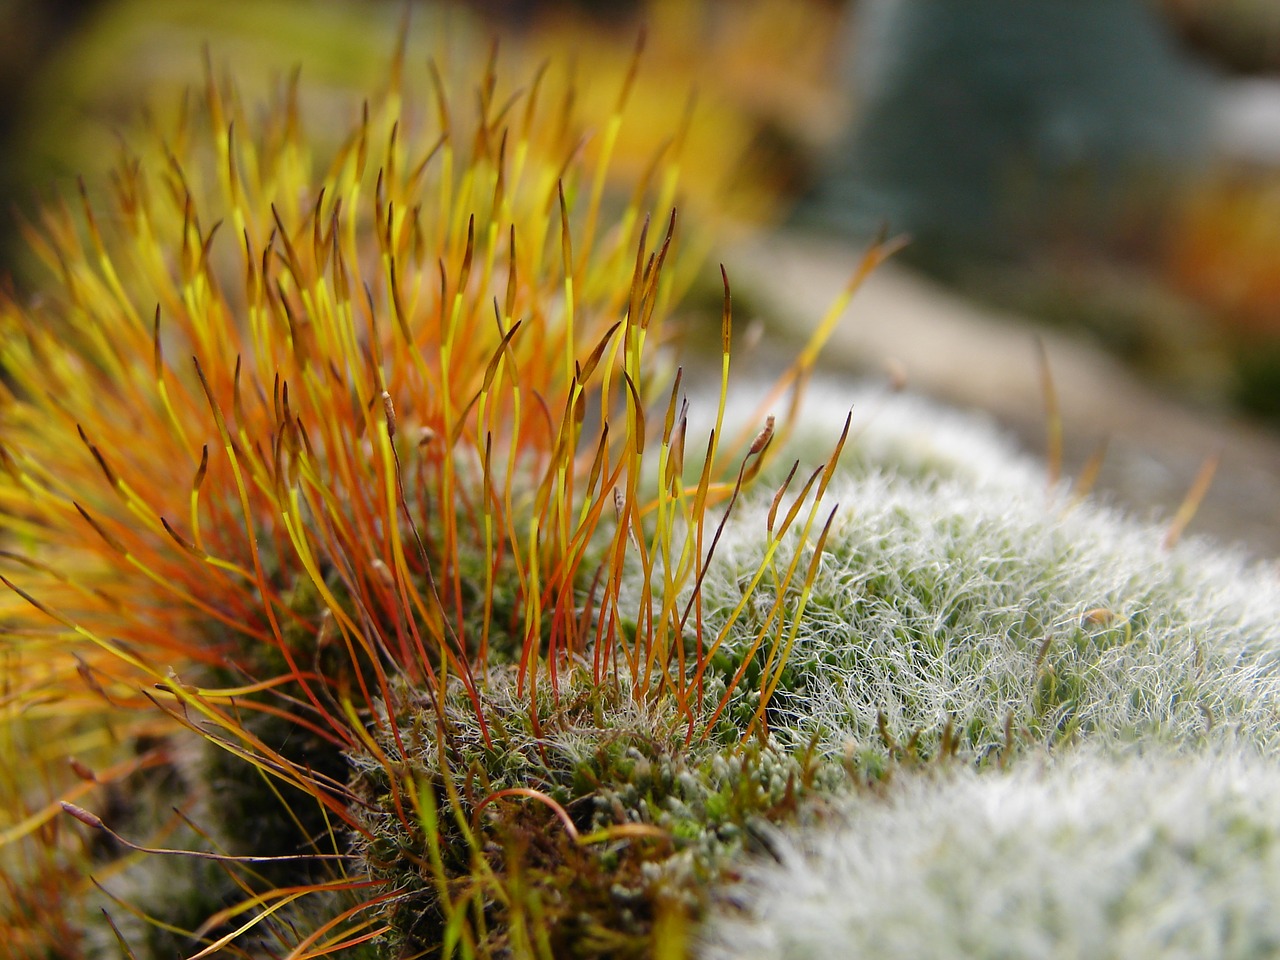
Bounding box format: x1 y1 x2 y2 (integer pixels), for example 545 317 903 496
0 42 890 958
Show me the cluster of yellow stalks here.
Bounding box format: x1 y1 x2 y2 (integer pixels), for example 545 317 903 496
0 14 882 956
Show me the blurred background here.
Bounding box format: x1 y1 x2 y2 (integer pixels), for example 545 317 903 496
3 0 1280 553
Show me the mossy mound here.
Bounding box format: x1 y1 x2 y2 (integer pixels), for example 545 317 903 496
671 382 1280 764
700 746 1280 960
349 669 844 957
666 381 1280 958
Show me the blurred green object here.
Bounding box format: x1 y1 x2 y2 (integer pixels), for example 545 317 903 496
0 0 428 285
809 0 1212 269
0 0 104 269
13 0 409 172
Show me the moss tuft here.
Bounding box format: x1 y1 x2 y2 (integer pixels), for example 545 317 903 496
350 668 844 957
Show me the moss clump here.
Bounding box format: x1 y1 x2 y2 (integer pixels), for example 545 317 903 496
349 668 844 957
701 747 1280 960
669 382 1280 769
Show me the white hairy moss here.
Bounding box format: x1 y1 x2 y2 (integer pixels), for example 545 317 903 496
699 747 1280 960
676 380 1280 758
681 379 1280 959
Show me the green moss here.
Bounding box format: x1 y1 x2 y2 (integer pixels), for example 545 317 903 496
349 668 846 957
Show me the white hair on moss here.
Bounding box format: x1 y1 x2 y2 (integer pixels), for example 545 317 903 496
634 378 1280 756
698 747 1280 960
634 378 1280 957
708 465 1280 756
